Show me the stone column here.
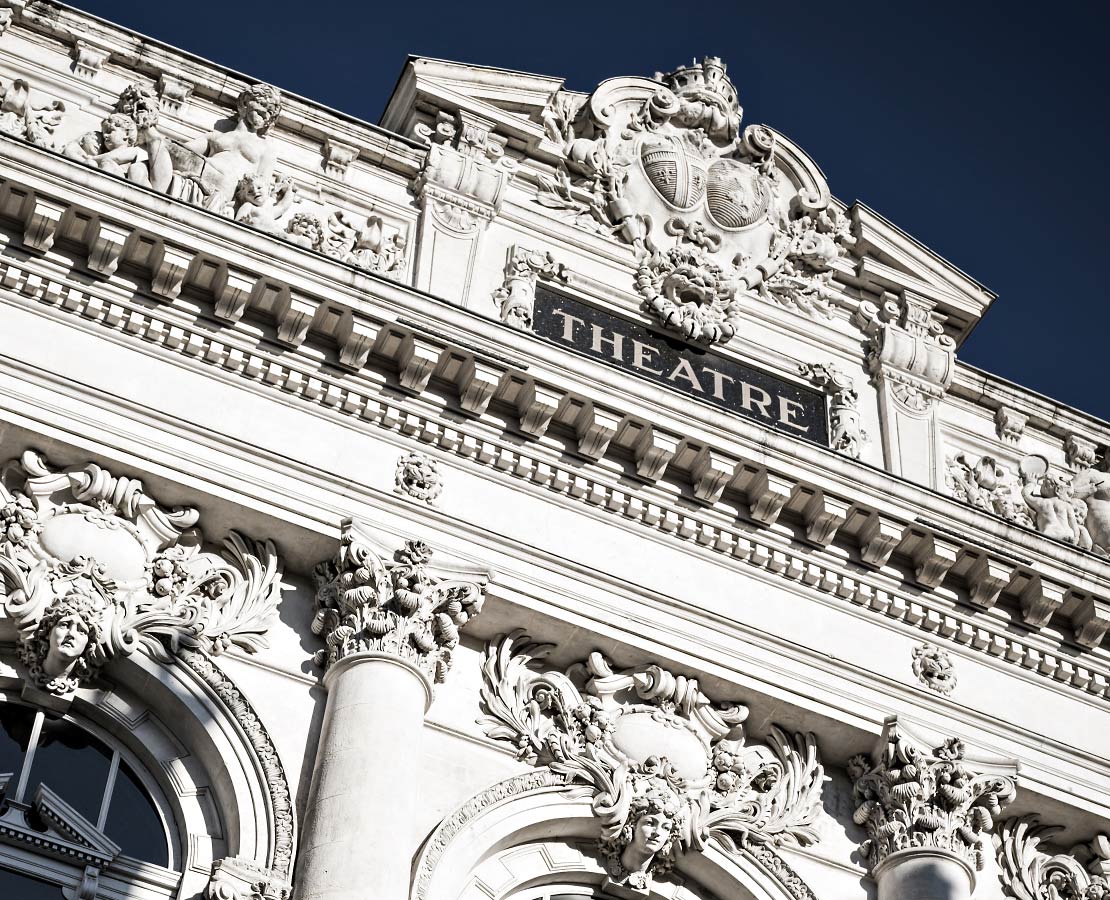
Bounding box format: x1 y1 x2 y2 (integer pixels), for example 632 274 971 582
849 717 1017 900
294 522 487 900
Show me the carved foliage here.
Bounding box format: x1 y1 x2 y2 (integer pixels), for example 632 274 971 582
206 856 292 900
946 453 1032 527
798 362 868 459
849 724 1015 873
537 58 855 344
492 245 567 329
478 631 824 893
311 528 484 684
996 816 1110 900
0 451 285 697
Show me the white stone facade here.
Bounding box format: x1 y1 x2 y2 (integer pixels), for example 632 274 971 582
0 5 1106 900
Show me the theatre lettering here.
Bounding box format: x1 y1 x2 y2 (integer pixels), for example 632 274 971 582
532 288 829 445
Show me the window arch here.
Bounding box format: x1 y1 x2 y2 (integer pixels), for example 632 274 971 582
0 696 180 899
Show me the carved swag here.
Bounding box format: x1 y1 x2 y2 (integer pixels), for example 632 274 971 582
0 451 285 698
479 631 824 895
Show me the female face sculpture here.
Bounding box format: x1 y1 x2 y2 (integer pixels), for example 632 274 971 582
22 593 105 693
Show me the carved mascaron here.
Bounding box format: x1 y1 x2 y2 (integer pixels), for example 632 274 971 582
0 451 285 697
541 57 855 345
479 631 824 894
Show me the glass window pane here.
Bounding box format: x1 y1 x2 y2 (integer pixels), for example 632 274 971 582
28 715 112 824
0 702 36 792
104 758 170 867
0 865 64 898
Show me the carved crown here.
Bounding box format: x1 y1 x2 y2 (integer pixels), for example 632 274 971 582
658 57 739 113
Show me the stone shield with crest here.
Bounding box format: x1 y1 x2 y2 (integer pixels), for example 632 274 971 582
640 135 707 210
706 159 771 230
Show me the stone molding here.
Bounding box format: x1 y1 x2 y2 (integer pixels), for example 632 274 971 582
0 449 286 698
849 719 1017 877
479 631 824 892
2 184 1110 690
995 816 1110 899
205 854 292 900
311 520 487 687
2 249 1110 704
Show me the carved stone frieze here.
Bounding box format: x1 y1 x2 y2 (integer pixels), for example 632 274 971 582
1018 455 1093 550
414 110 515 234
912 643 956 696
311 525 485 684
538 58 855 345
996 816 1110 900
492 245 567 329
852 292 956 413
0 451 286 697
849 722 1016 875
0 71 65 150
798 362 868 458
479 631 824 895
394 451 442 504
946 453 1032 528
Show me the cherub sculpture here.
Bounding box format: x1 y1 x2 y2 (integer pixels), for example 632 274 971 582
63 113 150 182
233 173 296 234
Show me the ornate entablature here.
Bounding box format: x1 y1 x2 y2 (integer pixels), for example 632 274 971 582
479 631 823 895
539 57 856 345
0 450 285 698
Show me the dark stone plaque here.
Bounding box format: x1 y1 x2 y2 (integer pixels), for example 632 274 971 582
532 287 829 446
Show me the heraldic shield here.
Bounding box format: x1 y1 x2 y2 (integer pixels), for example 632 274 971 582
706 158 770 230
640 135 707 210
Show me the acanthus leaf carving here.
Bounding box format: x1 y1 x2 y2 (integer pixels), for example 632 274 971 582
0 451 286 697
492 245 567 330
848 721 1016 875
478 630 824 895
996 816 1110 900
536 58 856 345
206 855 292 900
311 523 485 685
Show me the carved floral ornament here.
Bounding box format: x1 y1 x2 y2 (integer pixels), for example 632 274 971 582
997 817 1110 900
0 451 285 698
849 721 1016 877
539 58 856 346
311 523 486 686
0 72 408 277
478 631 824 895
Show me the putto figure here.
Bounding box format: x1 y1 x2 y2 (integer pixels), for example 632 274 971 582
169 83 283 212
63 112 149 181
19 590 105 695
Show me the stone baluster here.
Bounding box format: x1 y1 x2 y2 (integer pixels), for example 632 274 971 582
848 718 1017 900
295 521 487 900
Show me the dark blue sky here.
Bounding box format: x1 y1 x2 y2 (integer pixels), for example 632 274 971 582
70 1 1110 419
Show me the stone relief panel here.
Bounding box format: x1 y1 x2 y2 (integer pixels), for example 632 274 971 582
0 68 411 279
945 453 1032 527
996 817 1110 899
0 451 285 699
538 58 856 346
479 631 824 896
798 362 867 459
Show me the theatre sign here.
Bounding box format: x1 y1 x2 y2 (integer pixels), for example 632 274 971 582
532 287 829 445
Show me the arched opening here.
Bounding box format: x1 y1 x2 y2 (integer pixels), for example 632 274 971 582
414 776 814 900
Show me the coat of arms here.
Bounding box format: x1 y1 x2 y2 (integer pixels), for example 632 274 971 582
541 58 854 345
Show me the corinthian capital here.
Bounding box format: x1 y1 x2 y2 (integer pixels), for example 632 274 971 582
848 718 1017 876
311 521 487 686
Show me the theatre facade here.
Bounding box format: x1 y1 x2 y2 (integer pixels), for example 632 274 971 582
0 4 1107 900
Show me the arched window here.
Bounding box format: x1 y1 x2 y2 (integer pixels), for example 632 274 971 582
0 698 179 899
